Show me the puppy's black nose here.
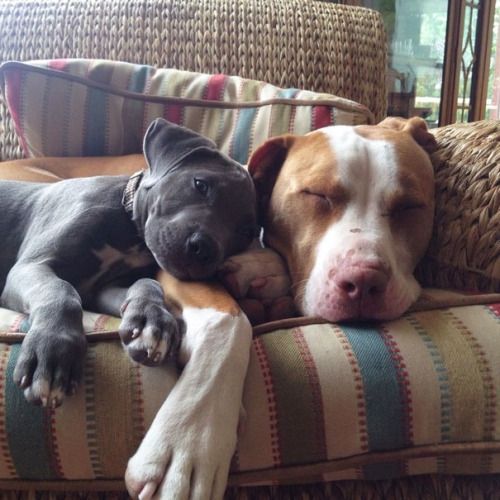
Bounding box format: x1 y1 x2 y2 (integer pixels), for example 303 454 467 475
186 232 217 264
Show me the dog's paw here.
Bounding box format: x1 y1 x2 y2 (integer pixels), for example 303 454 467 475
125 307 251 500
13 329 87 407
119 299 182 366
125 410 237 500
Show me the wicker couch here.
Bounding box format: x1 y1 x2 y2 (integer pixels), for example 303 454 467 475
0 0 499 498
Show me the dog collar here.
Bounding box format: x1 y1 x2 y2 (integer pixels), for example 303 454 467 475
122 170 144 215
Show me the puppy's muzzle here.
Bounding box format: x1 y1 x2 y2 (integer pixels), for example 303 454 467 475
185 231 218 265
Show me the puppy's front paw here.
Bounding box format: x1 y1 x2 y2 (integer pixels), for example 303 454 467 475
13 329 87 407
119 299 182 366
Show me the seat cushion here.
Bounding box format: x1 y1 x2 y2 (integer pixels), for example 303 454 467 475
0 290 498 484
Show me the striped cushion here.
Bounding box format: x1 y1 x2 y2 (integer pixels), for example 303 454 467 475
0 59 373 163
0 291 498 483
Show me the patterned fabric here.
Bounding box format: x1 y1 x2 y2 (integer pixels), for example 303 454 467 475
0 59 373 163
0 295 498 483
417 121 500 294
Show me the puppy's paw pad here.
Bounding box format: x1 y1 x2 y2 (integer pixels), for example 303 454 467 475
14 332 85 406
119 302 181 366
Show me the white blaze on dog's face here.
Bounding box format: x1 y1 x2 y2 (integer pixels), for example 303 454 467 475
248 117 436 322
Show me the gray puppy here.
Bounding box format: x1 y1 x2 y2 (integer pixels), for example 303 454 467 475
0 118 257 408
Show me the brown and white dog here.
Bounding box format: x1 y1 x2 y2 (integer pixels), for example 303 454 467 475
0 116 436 499
247 116 436 322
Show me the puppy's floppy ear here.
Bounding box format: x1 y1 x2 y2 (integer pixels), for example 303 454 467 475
247 134 295 221
378 116 438 154
141 118 218 188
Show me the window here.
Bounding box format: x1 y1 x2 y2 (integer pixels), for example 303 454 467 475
360 0 499 125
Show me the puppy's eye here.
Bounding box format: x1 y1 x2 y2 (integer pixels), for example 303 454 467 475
194 178 209 196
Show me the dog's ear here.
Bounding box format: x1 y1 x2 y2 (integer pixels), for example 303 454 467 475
248 134 295 220
142 118 218 187
378 116 438 154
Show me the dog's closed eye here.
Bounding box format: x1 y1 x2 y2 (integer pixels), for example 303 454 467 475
301 190 333 212
301 188 348 211
383 201 426 217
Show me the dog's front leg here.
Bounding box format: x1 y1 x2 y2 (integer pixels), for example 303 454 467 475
0 262 87 407
125 274 252 500
94 279 183 366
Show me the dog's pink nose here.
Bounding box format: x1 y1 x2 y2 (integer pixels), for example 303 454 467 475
335 267 389 301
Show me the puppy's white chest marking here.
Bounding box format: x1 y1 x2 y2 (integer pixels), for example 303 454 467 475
93 243 153 270
81 244 154 293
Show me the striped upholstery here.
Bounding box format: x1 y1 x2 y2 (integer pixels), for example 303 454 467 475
0 59 373 163
0 291 498 484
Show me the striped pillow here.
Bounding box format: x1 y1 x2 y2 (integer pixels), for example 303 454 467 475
0 59 374 163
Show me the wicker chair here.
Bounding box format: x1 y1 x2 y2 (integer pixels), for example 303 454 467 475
0 1 498 498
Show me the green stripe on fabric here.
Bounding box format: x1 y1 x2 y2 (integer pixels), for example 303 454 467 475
83 87 107 155
5 345 57 479
261 330 326 466
128 65 150 93
341 324 407 451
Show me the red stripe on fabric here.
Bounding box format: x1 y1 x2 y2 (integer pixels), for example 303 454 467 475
131 364 146 444
84 347 103 477
47 60 69 71
8 315 24 333
292 328 327 460
44 410 64 478
93 315 110 333
312 105 334 130
204 74 227 101
0 347 16 477
332 325 369 457
254 337 281 467
488 303 500 316
379 327 414 447
4 70 30 155
164 104 184 125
